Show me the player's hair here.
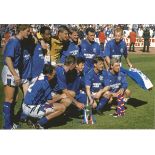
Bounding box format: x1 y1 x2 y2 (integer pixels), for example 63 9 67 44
76 57 85 65
64 55 77 66
40 26 51 34
110 58 120 66
93 56 104 64
69 27 78 35
58 25 69 34
16 24 30 34
114 27 123 35
43 64 55 75
86 27 95 35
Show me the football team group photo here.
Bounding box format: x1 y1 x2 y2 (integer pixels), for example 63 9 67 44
0 24 154 129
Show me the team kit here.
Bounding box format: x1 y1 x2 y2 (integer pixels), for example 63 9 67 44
1 25 153 129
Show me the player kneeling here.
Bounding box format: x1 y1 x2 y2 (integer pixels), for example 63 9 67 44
104 58 131 117
85 56 110 115
22 64 66 129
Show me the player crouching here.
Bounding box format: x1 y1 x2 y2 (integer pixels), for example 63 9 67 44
22 64 67 129
85 56 110 115
104 58 131 117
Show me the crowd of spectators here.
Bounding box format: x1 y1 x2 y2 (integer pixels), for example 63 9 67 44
1 24 155 48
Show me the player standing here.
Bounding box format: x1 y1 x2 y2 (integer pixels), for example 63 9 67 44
60 27 80 63
104 27 133 68
1 25 30 129
31 26 51 82
80 27 104 73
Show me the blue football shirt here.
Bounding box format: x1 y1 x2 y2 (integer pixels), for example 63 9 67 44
24 74 53 105
104 70 128 92
31 43 45 78
80 39 103 73
104 39 128 62
3 37 22 69
60 41 80 63
85 69 105 92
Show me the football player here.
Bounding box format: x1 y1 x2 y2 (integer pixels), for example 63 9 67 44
1 25 30 129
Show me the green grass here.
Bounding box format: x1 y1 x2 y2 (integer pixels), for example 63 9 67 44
0 51 155 129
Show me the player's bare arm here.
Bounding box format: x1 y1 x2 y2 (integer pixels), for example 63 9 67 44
47 94 67 104
124 56 133 68
63 89 84 109
86 86 94 105
105 56 111 68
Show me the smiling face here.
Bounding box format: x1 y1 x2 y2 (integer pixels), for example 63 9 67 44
42 29 51 42
94 60 104 72
76 62 84 72
69 31 79 42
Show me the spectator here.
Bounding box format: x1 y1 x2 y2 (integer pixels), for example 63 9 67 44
78 27 85 40
153 29 155 38
129 29 136 52
142 27 150 52
0 31 2 48
98 28 106 51
150 28 154 37
138 27 143 41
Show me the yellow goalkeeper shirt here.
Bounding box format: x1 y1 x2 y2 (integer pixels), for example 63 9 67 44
37 33 63 62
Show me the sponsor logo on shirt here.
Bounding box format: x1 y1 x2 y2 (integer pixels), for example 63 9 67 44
70 50 79 55
112 55 121 61
120 48 124 53
39 54 44 59
118 76 122 81
93 83 101 88
93 48 96 53
110 83 121 89
84 53 95 59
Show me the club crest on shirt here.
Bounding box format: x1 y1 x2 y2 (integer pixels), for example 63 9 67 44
118 76 121 81
120 48 124 53
93 48 96 53
112 49 115 53
99 75 103 81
